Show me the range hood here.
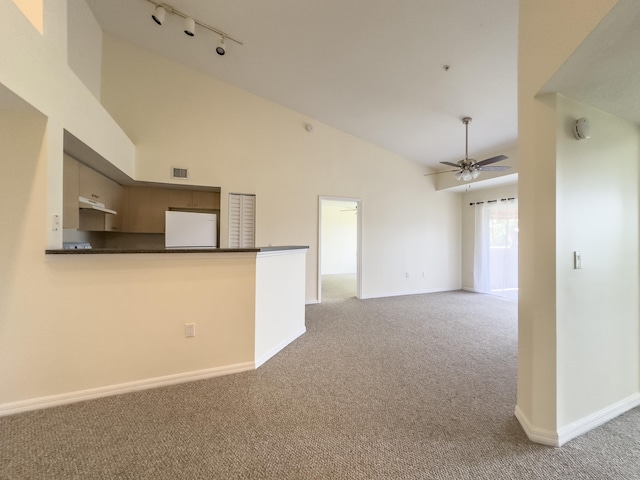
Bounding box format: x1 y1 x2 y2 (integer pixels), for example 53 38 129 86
79 196 117 215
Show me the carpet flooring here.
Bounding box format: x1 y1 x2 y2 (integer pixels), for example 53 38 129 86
1 290 639 479
321 273 357 303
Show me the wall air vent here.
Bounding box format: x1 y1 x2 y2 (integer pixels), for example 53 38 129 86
171 167 189 180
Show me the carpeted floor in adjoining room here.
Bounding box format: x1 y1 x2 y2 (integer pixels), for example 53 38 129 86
321 273 357 303
1 290 639 479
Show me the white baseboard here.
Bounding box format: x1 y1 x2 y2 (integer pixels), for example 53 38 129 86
556 393 640 446
255 326 306 368
515 392 640 447
360 287 457 300
0 362 255 417
514 405 560 446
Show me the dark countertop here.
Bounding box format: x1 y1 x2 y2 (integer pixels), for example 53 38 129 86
45 246 309 255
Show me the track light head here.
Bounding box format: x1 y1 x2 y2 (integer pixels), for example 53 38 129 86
216 37 226 56
147 2 242 53
152 5 166 25
184 16 195 36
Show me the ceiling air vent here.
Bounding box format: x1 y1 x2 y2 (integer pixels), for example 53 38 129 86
171 166 189 180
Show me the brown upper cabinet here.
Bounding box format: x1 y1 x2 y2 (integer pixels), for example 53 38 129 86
124 188 220 233
78 162 123 232
63 155 219 233
123 187 169 234
64 155 123 232
168 190 219 210
63 155 80 229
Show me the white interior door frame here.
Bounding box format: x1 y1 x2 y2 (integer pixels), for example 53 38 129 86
318 195 363 302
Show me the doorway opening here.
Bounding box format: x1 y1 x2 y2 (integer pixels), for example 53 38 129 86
318 197 362 303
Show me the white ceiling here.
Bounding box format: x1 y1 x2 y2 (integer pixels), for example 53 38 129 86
85 0 519 170
541 0 640 127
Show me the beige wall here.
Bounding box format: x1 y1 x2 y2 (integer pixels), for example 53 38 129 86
0 1 254 409
100 34 462 302
0 108 258 405
67 0 102 100
555 95 640 428
0 0 136 252
11 0 43 33
517 0 640 445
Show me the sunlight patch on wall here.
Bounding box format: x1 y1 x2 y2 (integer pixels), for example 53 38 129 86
12 0 43 34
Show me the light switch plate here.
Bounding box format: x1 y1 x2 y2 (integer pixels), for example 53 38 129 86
185 323 196 337
574 251 582 269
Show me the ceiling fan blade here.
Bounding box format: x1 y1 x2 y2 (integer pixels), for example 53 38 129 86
440 161 461 167
477 165 511 171
424 169 459 177
475 155 508 166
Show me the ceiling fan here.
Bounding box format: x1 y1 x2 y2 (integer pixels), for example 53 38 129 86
426 117 510 181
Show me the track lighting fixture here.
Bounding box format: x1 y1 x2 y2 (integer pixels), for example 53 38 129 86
146 0 243 54
152 5 166 25
216 37 226 56
184 16 195 36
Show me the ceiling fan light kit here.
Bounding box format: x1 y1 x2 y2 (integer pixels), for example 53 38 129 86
425 116 510 182
146 0 243 55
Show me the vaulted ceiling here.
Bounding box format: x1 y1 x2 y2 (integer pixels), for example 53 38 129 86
85 0 519 171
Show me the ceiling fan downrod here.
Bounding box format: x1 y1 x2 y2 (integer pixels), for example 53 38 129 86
463 116 472 163
456 117 479 181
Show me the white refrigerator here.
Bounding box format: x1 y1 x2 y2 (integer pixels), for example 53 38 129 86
165 211 217 248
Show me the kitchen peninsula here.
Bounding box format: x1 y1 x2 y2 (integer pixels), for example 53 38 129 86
18 155 311 416
46 246 307 255
25 245 309 415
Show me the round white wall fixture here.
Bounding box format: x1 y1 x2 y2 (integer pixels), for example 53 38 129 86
574 117 591 140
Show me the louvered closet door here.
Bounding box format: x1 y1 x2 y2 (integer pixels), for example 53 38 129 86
228 193 256 248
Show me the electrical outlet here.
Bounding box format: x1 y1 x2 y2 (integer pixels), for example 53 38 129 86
185 323 196 337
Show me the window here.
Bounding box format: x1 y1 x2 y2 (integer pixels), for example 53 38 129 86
473 198 518 299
